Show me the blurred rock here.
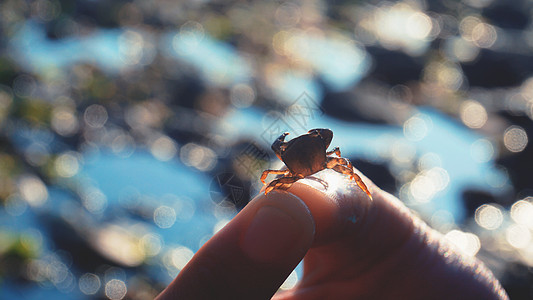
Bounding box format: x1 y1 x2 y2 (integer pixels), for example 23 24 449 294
483 1 530 30
462 50 533 88
366 47 424 85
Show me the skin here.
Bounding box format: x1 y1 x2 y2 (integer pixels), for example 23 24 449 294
156 169 509 300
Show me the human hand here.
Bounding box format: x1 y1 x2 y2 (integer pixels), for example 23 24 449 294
156 169 509 300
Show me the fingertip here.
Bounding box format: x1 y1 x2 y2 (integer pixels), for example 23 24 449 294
283 169 375 245
157 190 315 300
241 191 316 263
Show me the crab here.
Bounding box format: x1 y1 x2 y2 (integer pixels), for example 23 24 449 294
260 128 372 199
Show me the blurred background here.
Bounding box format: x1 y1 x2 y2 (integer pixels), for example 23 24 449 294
1 0 533 299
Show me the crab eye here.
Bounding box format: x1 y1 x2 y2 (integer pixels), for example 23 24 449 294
309 128 333 147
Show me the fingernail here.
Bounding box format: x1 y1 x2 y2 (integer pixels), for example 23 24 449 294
241 193 314 263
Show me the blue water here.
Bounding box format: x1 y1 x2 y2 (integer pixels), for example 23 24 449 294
9 22 130 74
10 21 369 95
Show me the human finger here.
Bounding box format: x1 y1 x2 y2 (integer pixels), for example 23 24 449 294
273 169 507 299
156 191 315 300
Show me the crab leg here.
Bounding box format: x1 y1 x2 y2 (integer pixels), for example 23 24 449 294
260 169 289 185
326 157 372 200
326 146 341 157
326 156 350 169
264 175 303 195
350 172 373 201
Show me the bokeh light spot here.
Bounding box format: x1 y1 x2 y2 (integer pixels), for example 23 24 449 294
111 133 135 157
79 273 101 295
409 167 449 203
95 226 144 267
371 3 434 55
475 204 503 230
173 21 205 54
511 198 533 229
13 74 36 98
503 125 528 152
180 143 217 171
471 22 497 48
118 30 144 65
426 167 450 191
154 205 177 228
19 175 48 207
424 61 464 90
445 37 480 62
404 114 430 141
55 151 80 178
140 233 163 257
275 2 301 28
459 16 482 42
506 224 531 249
170 246 194 271
444 230 481 256
230 83 256 108
81 188 108 214
406 12 432 39
151 136 178 161
26 259 47 282
51 106 79 136
105 279 127 300
409 174 437 203
46 258 69 285
460 100 487 129
84 104 108 128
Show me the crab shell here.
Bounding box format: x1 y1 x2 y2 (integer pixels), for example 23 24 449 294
280 129 333 177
